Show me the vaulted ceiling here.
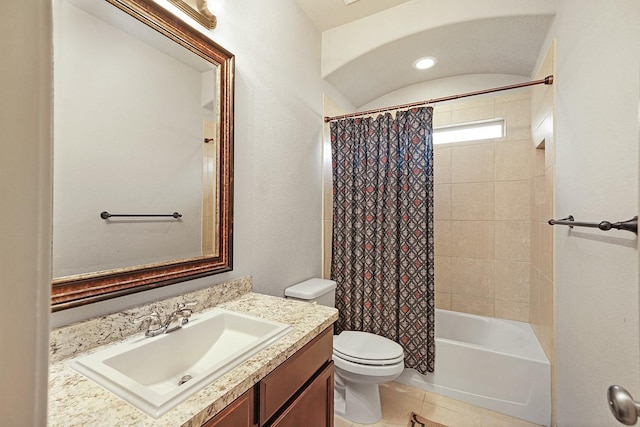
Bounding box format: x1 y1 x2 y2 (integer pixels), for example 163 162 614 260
295 0 556 108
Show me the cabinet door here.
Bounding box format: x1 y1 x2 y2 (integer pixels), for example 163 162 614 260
270 361 334 427
202 388 256 427
260 328 333 424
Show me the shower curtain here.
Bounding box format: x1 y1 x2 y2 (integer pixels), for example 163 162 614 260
329 107 435 374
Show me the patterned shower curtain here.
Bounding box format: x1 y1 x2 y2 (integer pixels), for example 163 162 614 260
330 107 435 374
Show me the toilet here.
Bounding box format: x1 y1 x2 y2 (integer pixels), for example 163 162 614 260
285 278 405 424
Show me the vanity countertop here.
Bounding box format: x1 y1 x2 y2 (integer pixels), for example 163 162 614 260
48 289 338 426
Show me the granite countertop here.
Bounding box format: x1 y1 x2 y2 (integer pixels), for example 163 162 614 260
48 279 338 427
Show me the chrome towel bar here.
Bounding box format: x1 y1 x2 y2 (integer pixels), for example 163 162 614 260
548 215 637 234
100 211 182 219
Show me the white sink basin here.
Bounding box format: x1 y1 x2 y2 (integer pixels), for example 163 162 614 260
71 307 291 418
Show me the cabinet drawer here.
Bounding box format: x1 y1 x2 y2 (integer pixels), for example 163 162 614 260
270 361 334 427
259 327 333 425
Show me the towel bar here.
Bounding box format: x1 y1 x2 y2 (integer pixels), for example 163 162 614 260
100 211 182 219
548 215 637 234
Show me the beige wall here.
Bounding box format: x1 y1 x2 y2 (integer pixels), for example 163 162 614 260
433 92 535 321
0 0 52 424
552 2 639 424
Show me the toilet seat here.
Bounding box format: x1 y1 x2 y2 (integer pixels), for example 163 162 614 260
333 349 404 365
333 352 405 377
333 331 404 366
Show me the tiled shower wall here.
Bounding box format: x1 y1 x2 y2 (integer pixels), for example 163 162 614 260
432 93 535 321
322 92 537 322
530 41 556 423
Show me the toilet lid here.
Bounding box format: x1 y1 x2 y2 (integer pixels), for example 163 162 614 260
333 331 404 365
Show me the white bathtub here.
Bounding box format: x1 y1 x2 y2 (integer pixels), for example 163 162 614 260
396 309 550 426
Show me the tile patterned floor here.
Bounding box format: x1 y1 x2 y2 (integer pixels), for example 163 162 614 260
335 382 543 427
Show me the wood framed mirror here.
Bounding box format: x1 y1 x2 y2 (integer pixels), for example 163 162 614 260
51 0 234 311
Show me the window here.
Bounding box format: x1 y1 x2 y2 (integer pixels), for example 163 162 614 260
433 118 505 145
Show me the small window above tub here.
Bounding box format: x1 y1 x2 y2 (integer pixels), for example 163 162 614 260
433 118 505 145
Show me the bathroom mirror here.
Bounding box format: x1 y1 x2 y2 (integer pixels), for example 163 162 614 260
51 0 234 311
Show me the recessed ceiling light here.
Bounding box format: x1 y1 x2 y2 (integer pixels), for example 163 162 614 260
344 0 360 4
413 56 437 70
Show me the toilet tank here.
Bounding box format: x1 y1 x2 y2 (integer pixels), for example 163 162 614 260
284 278 336 308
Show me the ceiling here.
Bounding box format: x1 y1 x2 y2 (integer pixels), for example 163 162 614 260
294 0 555 109
294 0 410 31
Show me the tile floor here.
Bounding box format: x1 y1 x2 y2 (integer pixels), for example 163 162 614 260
334 382 542 427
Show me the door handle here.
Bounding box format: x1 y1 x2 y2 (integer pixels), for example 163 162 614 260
608 385 640 425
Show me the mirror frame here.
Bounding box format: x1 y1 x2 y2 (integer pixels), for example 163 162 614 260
51 0 234 311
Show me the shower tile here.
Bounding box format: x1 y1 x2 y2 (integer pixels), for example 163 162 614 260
435 256 451 293
451 143 494 183
494 260 530 302
434 147 452 185
532 176 546 222
451 295 494 317
433 109 452 127
434 184 451 220
529 267 541 327
450 221 495 260
434 221 452 257
495 141 532 181
495 99 531 141
544 166 555 221
323 219 332 269
539 222 553 278
495 90 530 103
454 96 496 110
541 115 555 170
539 273 555 361
450 258 494 298
451 182 495 221
451 103 495 124
323 182 333 220
495 300 530 322
530 222 541 268
435 292 451 310
535 148 546 177
539 274 554 330
494 221 530 262
323 258 331 279
495 180 530 221
496 99 530 128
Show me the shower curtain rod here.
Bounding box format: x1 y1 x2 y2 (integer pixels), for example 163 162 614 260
324 75 554 123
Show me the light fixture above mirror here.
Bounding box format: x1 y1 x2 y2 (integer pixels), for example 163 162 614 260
167 0 217 30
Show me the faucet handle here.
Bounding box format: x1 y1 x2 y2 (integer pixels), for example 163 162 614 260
135 311 165 337
177 301 197 311
134 311 162 326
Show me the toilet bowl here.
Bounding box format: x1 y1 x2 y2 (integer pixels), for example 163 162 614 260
332 330 404 424
284 279 405 425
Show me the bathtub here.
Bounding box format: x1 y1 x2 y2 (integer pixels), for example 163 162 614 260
396 309 550 426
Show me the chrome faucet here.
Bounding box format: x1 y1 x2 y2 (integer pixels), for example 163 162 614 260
135 302 197 337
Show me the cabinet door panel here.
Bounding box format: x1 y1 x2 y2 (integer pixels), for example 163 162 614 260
270 361 334 427
202 388 255 427
260 327 332 424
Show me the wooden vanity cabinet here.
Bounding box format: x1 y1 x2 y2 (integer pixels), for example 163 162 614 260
201 327 334 427
201 388 256 427
268 361 334 427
